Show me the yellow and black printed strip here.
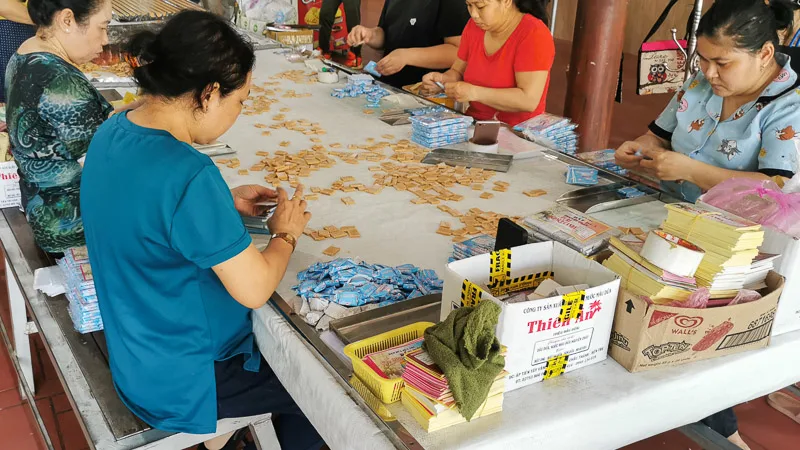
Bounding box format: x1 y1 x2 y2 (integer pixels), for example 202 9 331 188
543 354 569 380
460 280 484 307
558 291 586 323
489 271 555 297
488 249 513 290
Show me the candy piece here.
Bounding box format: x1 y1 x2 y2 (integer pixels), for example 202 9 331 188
323 246 340 256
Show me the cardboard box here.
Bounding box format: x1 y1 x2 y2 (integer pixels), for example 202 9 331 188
697 198 800 336
266 28 314 47
0 160 21 208
441 241 621 391
610 271 784 372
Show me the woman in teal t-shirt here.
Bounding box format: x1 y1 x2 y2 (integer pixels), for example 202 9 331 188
81 11 321 450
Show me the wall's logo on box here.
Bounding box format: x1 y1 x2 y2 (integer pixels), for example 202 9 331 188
674 315 703 329
610 331 630 351
641 341 691 361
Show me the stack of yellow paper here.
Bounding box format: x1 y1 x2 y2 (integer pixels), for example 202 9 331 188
661 203 764 293
602 250 693 303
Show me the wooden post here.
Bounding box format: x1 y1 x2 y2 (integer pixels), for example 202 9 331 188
565 0 630 152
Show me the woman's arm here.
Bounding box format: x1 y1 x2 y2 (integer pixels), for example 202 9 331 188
0 0 33 24
638 147 771 191
212 187 310 309
467 71 549 113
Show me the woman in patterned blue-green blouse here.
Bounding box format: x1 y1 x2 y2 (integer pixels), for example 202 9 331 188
5 0 112 253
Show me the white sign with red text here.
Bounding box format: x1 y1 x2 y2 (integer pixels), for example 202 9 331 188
0 161 21 208
441 241 620 391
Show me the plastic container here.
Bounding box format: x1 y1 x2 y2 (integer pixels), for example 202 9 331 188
343 322 434 403
318 71 339 84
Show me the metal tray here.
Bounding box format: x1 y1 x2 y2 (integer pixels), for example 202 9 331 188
330 294 441 345
422 148 513 172
557 183 659 213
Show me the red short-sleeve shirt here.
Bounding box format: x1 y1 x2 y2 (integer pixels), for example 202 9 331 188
458 15 555 126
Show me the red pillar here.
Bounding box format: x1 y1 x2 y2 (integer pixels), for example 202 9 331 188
565 0 629 152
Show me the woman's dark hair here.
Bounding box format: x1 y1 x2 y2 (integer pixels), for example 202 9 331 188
514 0 550 27
27 0 105 28
697 0 800 52
127 11 255 107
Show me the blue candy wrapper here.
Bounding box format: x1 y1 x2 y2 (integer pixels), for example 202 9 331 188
566 165 599 186
363 61 381 77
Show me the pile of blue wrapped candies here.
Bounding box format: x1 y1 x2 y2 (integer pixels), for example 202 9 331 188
617 186 648 198
293 258 443 310
514 113 579 155
57 247 103 334
330 74 391 108
410 112 472 148
449 234 496 263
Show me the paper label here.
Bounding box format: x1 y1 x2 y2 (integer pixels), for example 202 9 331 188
533 328 594 366
533 207 611 242
0 161 21 208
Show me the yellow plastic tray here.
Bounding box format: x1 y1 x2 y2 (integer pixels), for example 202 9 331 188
344 322 434 404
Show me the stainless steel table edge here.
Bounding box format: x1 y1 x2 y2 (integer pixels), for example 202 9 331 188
268 293 424 450
0 212 173 450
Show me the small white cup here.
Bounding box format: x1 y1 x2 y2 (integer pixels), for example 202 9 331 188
467 138 499 154
318 71 339 84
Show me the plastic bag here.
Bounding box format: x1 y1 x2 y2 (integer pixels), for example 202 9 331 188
704 178 800 237
666 288 709 309
728 289 762 306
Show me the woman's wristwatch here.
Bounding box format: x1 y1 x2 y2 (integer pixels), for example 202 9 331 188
270 232 297 252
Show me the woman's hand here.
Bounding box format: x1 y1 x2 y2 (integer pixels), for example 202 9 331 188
421 72 446 96
614 141 645 169
267 186 312 240
376 49 409 76
231 185 278 216
444 82 478 103
347 25 374 47
638 147 694 181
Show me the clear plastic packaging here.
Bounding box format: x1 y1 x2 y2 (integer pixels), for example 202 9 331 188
703 178 800 237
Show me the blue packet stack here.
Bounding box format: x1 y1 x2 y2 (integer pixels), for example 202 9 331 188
293 258 443 309
450 234 496 262
566 165 599 186
576 149 628 176
410 112 472 148
514 113 579 155
57 247 103 333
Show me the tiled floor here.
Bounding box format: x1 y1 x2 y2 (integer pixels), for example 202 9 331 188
1 3 800 449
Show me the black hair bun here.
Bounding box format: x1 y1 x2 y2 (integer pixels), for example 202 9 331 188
126 31 159 64
27 0 103 28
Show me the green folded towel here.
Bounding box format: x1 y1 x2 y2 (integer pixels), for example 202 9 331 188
423 299 505 421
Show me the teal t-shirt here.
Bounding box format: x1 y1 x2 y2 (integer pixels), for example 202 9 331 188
80 112 258 434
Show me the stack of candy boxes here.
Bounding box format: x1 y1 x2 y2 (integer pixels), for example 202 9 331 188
410 112 472 148
57 247 103 333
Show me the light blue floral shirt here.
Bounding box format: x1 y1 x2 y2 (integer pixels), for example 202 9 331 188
650 53 799 202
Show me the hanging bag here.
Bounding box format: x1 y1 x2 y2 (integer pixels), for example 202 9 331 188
637 0 688 95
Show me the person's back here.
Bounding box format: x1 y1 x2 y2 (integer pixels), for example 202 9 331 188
82 111 255 432
80 11 320 448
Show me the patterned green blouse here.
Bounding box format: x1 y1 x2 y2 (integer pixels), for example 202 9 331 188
5 52 112 253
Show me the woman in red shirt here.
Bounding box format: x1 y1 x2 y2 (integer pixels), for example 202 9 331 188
421 0 555 126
